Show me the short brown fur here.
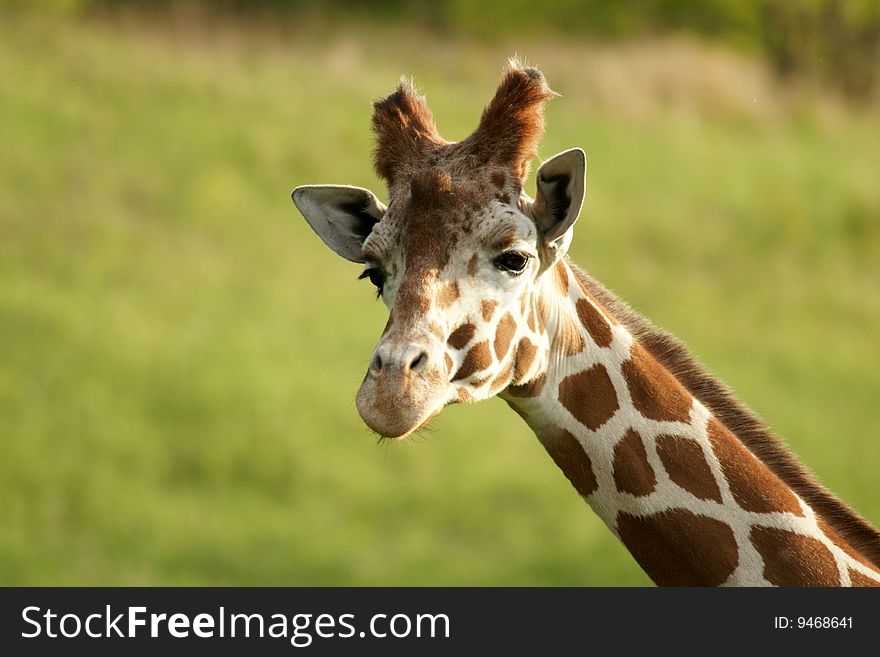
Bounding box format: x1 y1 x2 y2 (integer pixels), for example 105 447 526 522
613 429 657 497
657 434 723 503
539 429 598 497
622 343 693 423
750 526 840 586
576 298 613 348
707 417 803 516
558 364 619 431
447 323 476 350
372 81 446 184
466 64 556 182
493 312 517 360
618 509 738 586
452 340 491 382
513 338 537 381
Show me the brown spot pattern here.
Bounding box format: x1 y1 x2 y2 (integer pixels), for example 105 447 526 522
447 323 476 350
438 281 460 308
444 353 453 375
507 372 546 398
622 343 692 423
467 254 480 277
613 429 656 497
481 299 498 322
707 418 803 516
539 429 598 497
576 298 613 348
656 434 722 502
526 301 537 332
535 297 548 335
618 509 738 586
532 305 544 334
452 340 491 382
489 360 514 394
849 569 880 587
558 364 619 430
750 526 840 586
512 338 537 381
554 262 569 294
493 313 517 360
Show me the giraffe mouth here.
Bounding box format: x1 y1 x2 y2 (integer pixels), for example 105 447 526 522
355 374 448 440
362 405 443 441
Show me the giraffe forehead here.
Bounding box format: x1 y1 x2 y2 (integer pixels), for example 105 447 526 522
370 179 534 274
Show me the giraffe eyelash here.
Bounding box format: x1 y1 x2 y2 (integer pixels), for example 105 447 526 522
358 267 386 298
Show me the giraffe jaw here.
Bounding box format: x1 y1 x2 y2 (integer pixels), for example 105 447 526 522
393 407 445 441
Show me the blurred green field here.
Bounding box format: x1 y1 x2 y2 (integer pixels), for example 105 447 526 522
1 13 879 586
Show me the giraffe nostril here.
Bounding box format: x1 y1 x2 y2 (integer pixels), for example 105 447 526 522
371 353 383 372
408 350 428 373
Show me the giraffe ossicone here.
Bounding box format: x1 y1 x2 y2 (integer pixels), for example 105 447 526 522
292 61 880 587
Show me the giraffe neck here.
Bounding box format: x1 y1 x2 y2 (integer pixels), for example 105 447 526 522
500 260 880 587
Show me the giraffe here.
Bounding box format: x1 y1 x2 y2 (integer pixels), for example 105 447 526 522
291 61 880 586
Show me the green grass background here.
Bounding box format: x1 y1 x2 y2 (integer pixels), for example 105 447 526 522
1 13 878 585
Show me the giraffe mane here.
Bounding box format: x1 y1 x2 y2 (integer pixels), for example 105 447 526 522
568 260 880 569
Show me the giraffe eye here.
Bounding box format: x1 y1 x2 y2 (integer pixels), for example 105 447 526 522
494 251 530 275
358 267 386 297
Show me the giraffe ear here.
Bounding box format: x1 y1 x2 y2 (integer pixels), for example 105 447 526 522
292 185 386 263
532 148 586 253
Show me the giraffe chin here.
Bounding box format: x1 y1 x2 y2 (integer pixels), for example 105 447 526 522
357 404 443 440
355 379 447 440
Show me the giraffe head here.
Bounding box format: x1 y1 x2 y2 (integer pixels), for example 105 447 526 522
293 63 585 438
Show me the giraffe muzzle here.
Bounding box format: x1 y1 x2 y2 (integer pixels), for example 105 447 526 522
356 339 447 439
